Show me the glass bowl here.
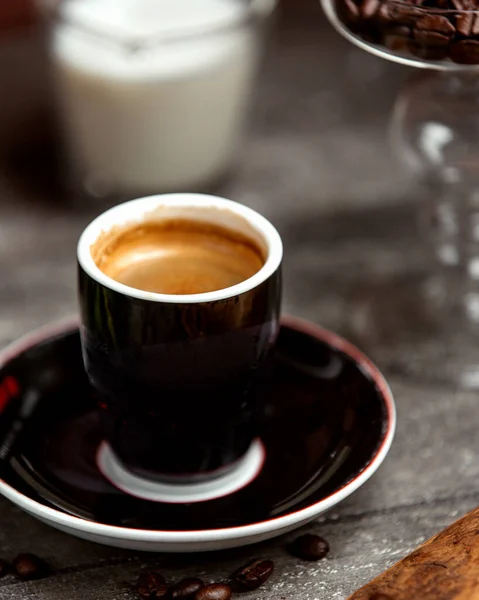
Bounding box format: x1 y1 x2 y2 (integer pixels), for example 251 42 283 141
321 0 479 70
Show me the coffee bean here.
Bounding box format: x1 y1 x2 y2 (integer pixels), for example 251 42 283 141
195 583 232 600
369 594 394 600
171 578 205 599
13 554 49 580
458 13 479 36
336 0 479 65
233 558 274 591
376 3 393 26
0 559 10 578
456 12 474 37
451 0 474 9
414 29 451 46
136 571 168 599
468 14 479 36
408 13 454 59
416 14 455 35
358 0 382 19
288 534 330 561
340 0 360 26
414 14 455 48
384 25 411 50
450 39 479 64
468 15 479 36
390 4 424 26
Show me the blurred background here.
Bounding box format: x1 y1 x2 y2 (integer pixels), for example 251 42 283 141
0 0 414 374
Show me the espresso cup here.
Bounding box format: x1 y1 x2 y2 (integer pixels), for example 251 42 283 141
77 194 282 485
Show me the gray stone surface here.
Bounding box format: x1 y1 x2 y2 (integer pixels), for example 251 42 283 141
0 3 475 599
0 491 475 599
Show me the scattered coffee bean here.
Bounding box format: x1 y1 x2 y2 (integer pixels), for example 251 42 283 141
13 553 49 580
288 534 330 561
195 583 232 600
233 558 274 591
171 578 205 599
369 594 394 600
136 571 168 599
0 559 10 578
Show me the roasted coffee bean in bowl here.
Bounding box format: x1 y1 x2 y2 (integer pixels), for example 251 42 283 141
326 0 479 66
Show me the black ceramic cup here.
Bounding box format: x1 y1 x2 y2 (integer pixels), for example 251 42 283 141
77 194 282 488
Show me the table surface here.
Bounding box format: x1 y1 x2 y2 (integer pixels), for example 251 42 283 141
0 3 474 599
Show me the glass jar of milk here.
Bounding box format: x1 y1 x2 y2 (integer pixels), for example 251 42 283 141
42 0 276 197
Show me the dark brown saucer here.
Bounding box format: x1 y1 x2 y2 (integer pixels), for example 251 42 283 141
0 316 395 552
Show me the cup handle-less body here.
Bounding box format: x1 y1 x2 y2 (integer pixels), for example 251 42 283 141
78 264 281 481
77 193 283 483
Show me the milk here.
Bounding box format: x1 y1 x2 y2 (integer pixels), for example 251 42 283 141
51 0 262 194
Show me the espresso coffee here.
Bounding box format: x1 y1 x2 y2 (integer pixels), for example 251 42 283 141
92 219 265 295
78 195 282 484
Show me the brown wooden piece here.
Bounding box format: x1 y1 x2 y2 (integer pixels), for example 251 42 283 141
349 506 479 600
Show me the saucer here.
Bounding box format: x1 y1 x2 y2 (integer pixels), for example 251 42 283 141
0 316 395 552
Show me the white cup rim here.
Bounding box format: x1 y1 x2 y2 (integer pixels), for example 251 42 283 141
77 193 283 304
